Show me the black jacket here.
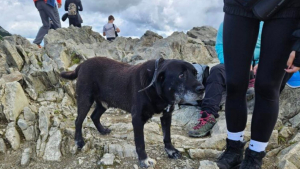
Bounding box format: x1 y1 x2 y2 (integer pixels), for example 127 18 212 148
224 0 300 66
65 0 83 12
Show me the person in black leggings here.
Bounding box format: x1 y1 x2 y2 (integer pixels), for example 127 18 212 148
216 1 300 169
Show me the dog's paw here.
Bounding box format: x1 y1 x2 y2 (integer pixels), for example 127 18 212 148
139 157 157 168
165 148 181 159
99 128 111 135
76 140 85 150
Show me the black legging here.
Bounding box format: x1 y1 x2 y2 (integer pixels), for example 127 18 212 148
223 14 298 142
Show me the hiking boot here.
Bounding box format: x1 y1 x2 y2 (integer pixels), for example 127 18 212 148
188 111 216 138
239 148 266 169
246 78 255 101
216 139 246 169
246 88 255 101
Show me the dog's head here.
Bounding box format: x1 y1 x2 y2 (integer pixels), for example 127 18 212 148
152 59 205 105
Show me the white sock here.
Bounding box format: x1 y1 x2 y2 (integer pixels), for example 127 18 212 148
227 130 244 142
249 140 268 152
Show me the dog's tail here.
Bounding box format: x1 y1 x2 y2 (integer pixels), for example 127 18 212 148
60 65 81 80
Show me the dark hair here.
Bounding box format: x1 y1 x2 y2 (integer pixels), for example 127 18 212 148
108 15 115 21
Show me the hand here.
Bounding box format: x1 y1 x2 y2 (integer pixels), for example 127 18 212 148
253 64 258 75
58 3 62 8
285 51 300 73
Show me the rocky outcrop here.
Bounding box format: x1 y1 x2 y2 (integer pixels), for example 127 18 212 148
0 26 298 169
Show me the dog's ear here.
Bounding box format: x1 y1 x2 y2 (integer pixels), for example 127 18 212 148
202 66 210 87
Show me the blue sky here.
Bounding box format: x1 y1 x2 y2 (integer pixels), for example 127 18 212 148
0 0 224 42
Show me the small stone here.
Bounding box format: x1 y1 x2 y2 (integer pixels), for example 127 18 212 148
99 153 115 166
24 107 36 121
17 119 28 130
133 164 139 169
21 148 32 166
0 138 6 153
188 149 222 159
43 128 62 161
198 160 219 169
289 113 300 128
5 123 20 150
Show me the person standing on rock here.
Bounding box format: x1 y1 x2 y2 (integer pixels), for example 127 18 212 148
216 1 300 169
103 15 120 41
63 0 83 27
33 0 62 48
188 22 262 138
188 22 293 139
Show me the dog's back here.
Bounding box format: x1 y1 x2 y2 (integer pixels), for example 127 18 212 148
61 57 142 111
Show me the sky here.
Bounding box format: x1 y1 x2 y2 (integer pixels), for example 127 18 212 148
0 0 224 41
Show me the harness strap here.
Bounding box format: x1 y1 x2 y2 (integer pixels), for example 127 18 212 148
138 58 162 92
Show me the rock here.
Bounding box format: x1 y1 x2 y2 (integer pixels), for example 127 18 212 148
172 106 201 127
188 149 222 159
17 118 28 130
61 93 76 117
211 114 226 135
187 26 217 46
278 160 298 169
0 138 6 153
38 90 64 102
43 127 62 161
21 148 32 166
23 107 36 122
289 133 300 143
38 106 51 142
172 135 206 149
1 71 23 83
5 123 20 150
267 130 279 150
140 30 163 46
1 81 29 121
201 134 227 150
279 87 300 119
277 142 300 168
289 113 300 128
279 127 297 139
2 40 24 70
17 118 36 141
133 164 139 169
198 160 219 169
99 153 115 166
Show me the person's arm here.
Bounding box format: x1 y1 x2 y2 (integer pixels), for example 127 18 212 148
64 0 68 11
116 28 120 33
215 22 224 64
286 22 300 73
78 0 83 11
103 26 106 36
57 0 62 8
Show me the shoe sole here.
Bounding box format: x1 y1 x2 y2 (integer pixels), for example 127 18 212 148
232 164 241 169
188 130 210 138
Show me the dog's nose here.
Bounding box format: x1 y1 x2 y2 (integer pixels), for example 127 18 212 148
195 85 205 93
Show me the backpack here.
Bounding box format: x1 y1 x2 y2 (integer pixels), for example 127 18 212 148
68 3 77 18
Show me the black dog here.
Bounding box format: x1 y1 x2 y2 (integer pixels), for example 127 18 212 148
60 57 204 168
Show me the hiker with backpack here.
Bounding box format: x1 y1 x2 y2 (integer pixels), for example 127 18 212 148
103 15 120 41
33 0 62 48
63 0 83 27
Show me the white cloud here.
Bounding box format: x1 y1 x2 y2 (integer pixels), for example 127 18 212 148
0 0 224 40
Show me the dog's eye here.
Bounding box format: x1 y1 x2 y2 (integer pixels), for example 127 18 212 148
179 73 184 79
194 70 198 76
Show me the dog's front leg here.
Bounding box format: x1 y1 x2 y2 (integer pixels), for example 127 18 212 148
160 111 181 159
132 114 156 168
